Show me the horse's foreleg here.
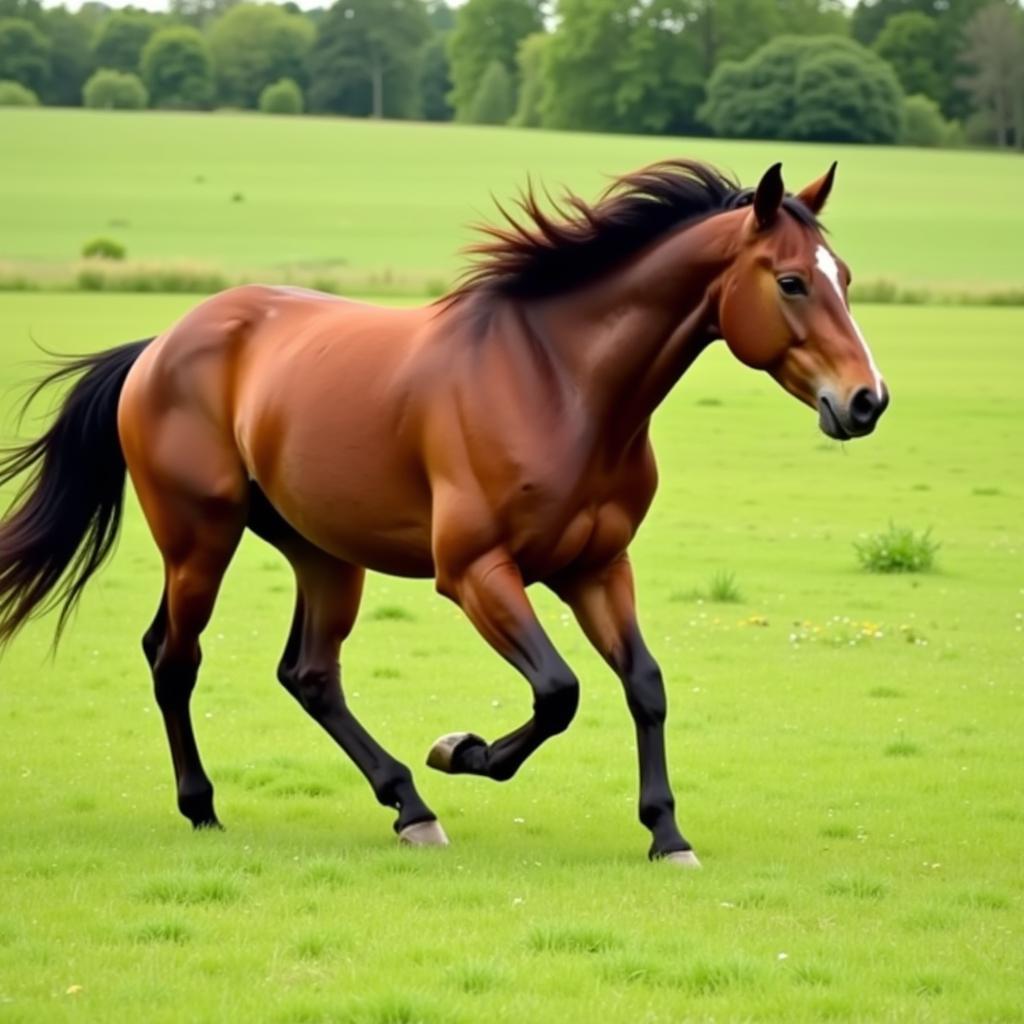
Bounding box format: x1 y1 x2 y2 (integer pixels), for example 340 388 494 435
428 552 579 782
555 557 698 866
276 554 444 845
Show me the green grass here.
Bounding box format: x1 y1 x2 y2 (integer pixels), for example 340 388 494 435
1 294 1022 1021
3 108 1024 296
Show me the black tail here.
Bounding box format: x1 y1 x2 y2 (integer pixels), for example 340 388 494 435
0 339 152 646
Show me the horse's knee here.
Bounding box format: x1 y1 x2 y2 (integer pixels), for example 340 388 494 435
535 669 580 735
284 665 342 720
152 649 200 710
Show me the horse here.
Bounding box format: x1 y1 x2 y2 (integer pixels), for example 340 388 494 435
0 160 888 866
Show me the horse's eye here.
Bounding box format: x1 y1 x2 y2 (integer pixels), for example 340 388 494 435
778 275 808 297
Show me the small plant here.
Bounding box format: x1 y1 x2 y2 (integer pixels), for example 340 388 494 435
708 569 743 603
669 569 743 604
81 237 126 261
854 523 938 574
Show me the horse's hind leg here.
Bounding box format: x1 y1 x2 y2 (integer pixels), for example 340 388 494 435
142 504 245 828
274 540 444 845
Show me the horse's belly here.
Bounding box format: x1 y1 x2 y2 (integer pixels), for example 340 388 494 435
256 448 436 577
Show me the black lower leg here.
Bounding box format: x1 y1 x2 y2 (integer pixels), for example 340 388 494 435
623 660 690 858
152 646 219 829
279 660 436 832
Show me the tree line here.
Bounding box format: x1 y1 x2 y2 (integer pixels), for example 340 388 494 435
0 0 1022 149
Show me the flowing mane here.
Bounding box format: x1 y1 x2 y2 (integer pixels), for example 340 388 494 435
448 159 820 303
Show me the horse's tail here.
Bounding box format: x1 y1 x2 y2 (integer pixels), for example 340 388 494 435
0 339 152 646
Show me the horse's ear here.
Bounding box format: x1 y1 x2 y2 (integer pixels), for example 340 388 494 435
753 163 784 230
797 161 837 215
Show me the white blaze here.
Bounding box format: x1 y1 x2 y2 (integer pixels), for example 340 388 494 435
814 245 883 395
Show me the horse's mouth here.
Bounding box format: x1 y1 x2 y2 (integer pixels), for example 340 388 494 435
818 395 852 441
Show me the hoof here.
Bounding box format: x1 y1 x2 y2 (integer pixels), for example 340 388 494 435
191 818 224 832
398 819 450 847
661 850 701 869
426 732 485 773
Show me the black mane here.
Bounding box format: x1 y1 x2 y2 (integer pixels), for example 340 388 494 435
449 159 820 302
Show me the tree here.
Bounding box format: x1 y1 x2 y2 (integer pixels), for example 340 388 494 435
91 11 159 75
169 0 239 29
83 67 148 108
0 17 50 95
259 76 303 114
418 32 453 121
873 12 942 103
306 0 430 119
447 0 542 121
542 0 704 135
958 2 1024 148
39 7 92 106
691 0 781 77
208 4 313 109
852 0 997 118
425 0 455 31
0 0 43 26
140 26 213 109
511 31 548 127
0 78 38 104
467 58 512 124
701 35 904 143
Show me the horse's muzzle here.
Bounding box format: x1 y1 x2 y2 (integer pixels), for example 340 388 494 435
817 385 889 440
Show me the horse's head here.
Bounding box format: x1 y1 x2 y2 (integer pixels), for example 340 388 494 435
716 163 888 440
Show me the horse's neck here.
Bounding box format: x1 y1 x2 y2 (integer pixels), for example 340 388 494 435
534 215 738 442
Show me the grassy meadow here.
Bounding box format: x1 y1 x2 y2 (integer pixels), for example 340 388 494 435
0 293 1021 1022
2 108 1024 295
1 108 1022 1021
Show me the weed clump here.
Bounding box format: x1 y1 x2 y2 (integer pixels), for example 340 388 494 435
81 237 126 261
854 524 938 573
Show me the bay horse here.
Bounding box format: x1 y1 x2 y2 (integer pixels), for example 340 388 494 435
0 161 888 866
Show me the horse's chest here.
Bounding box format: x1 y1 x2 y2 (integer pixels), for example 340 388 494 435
507 475 640 581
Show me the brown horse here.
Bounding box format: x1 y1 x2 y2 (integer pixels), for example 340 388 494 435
0 160 887 865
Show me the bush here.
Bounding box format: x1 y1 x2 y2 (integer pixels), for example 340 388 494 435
854 524 939 573
900 94 948 147
258 77 303 115
81 237 127 260
0 79 38 106
83 69 148 110
701 35 904 144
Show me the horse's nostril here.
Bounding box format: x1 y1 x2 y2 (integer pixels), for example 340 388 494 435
849 387 880 427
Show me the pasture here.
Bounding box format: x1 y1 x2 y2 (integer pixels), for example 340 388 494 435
3 108 1024 295
1 290 1021 1022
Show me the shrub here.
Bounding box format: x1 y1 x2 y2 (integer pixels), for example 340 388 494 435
701 35 904 144
854 524 939 573
901 94 949 148
0 79 38 106
83 69 148 110
258 77 303 115
81 237 126 260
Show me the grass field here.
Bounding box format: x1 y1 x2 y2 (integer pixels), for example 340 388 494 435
0 292 1021 1022
3 108 1024 294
